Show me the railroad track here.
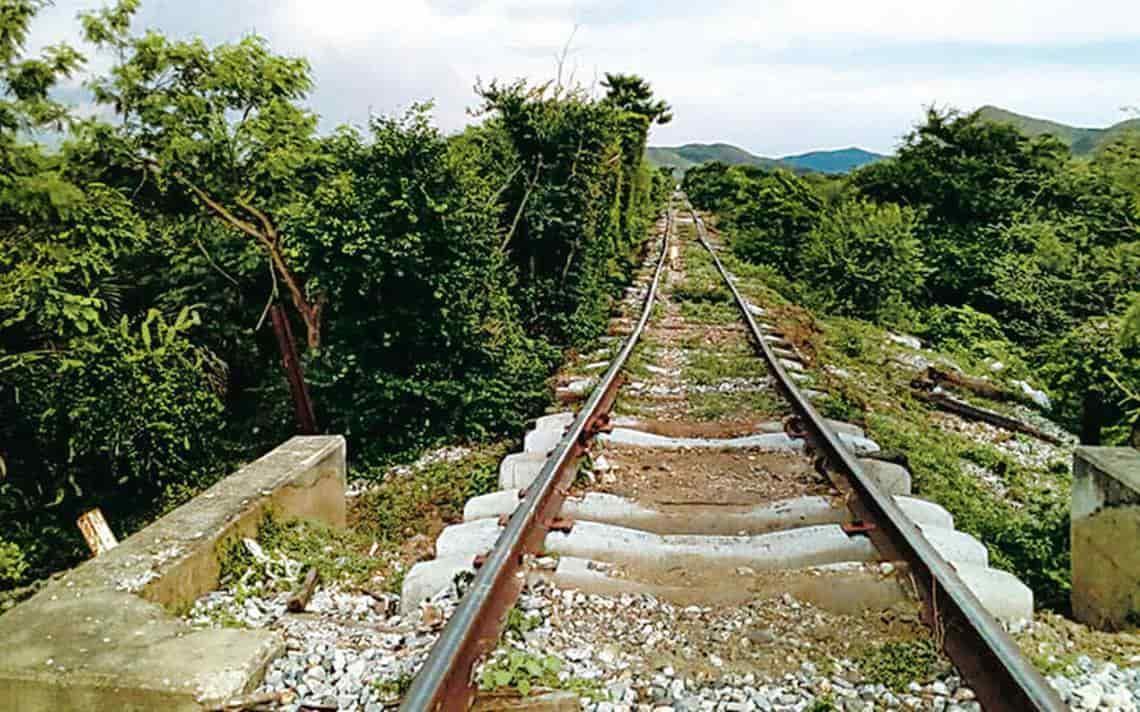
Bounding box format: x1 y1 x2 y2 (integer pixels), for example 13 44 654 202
396 196 1066 712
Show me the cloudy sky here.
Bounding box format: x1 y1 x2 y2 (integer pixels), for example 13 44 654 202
25 0 1140 156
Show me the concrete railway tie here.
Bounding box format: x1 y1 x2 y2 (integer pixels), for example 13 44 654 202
402 415 1032 621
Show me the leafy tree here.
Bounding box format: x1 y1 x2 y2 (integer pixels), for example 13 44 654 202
80 1 326 348
682 161 741 214
979 220 1076 347
1092 129 1140 212
722 167 821 273
853 109 1135 312
601 73 672 125
602 74 670 250
1 0 83 141
476 80 628 346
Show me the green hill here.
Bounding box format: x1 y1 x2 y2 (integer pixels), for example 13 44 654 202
646 143 785 173
646 143 884 175
781 147 886 174
977 105 1140 156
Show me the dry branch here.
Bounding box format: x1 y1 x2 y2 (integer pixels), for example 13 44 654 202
925 366 1019 403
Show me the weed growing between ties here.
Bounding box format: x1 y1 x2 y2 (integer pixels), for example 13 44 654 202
687 390 784 421
805 696 839 712
476 604 605 700
856 640 943 691
373 674 416 704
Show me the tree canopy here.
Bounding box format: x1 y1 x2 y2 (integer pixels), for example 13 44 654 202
0 0 671 586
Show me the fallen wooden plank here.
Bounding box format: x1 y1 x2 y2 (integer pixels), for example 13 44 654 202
926 366 1017 402
914 390 1063 445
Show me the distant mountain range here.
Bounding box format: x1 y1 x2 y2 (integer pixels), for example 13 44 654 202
975 105 1140 156
645 143 886 175
649 107 1140 177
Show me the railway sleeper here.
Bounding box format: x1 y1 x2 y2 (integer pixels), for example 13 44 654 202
499 450 907 494
431 519 987 574
521 412 867 458
595 427 878 454
402 532 1030 621
461 490 954 535
539 557 1032 622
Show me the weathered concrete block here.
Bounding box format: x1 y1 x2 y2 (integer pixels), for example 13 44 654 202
0 436 346 711
1071 447 1140 630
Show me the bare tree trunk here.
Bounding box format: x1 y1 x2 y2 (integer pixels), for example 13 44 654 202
270 305 318 435
1080 391 1103 445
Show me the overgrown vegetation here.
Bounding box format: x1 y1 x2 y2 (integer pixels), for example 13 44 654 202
686 110 1140 612
856 640 941 691
353 444 506 548
477 649 567 698
0 1 670 587
685 107 1140 447
217 512 377 590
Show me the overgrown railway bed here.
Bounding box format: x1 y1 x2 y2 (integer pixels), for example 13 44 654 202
395 196 1067 711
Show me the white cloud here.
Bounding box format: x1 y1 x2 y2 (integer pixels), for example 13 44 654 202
22 0 1140 154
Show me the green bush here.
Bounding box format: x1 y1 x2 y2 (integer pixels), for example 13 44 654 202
0 538 28 586
1 309 225 579
1040 314 1140 443
799 200 926 322
477 80 632 348
723 169 821 274
285 107 554 455
920 305 1005 350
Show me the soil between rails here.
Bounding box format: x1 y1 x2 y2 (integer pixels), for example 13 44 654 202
589 445 832 506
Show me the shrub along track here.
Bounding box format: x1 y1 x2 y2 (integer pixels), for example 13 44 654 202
396 196 1065 711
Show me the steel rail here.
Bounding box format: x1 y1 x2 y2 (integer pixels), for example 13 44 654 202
399 204 674 711
685 200 1065 712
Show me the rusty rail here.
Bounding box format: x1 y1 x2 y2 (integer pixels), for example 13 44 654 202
686 202 1065 712
399 206 673 711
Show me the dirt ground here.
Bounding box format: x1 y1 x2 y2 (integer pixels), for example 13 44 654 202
592 445 833 506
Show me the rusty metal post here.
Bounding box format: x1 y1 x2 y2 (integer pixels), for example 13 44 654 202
270 304 318 435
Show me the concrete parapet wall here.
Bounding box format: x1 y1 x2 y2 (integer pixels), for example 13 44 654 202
1071 446 1140 631
0 436 346 711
